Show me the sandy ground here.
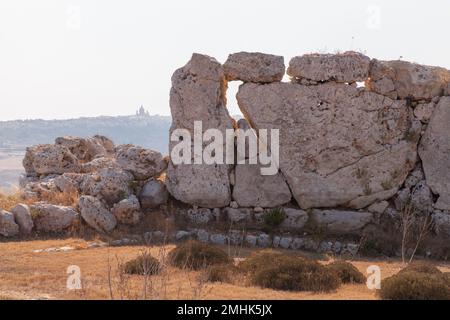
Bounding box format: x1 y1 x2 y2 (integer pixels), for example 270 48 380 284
1 238 450 300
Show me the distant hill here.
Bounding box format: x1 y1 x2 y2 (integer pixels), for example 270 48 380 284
0 114 172 154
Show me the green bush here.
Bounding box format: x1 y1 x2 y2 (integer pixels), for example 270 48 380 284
250 255 341 292
326 261 366 284
380 271 450 300
263 208 286 228
398 261 442 275
168 240 231 270
123 253 161 275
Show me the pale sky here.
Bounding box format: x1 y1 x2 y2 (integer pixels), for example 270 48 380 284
0 0 449 120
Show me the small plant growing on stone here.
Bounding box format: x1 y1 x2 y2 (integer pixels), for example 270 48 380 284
263 208 285 228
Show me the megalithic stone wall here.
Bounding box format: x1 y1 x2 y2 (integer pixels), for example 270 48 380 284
166 51 450 214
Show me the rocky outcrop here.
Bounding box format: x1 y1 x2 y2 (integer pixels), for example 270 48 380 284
0 210 20 237
30 203 79 232
10 204 34 234
166 53 233 208
237 81 418 209
224 52 285 83
367 60 450 100
419 97 450 211
79 196 117 233
287 51 370 83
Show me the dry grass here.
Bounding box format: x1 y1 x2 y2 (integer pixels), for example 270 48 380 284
0 190 79 212
1 238 450 300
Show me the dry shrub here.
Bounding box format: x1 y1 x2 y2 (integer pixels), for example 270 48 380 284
248 254 341 292
380 272 450 300
326 261 366 284
39 190 79 207
0 192 33 211
205 264 236 283
168 240 231 270
398 261 442 275
123 253 161 276
238 250 285 274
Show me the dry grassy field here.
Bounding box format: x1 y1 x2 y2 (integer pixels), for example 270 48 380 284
1 238 450 300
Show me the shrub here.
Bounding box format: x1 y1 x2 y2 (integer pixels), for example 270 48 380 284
263 208 285 228
326 261 366 284
398 261 442 275
206 265 235 283
168 240 231 270
123 253 161 275
380 272 450 300
238 250 285 274
250 255 341 292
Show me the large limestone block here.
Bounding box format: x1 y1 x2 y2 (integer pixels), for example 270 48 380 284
311 209 373 234
23 144 81 176
224 52 285 83
232 163 292 208
115 145 167 180
55 135 113 162
287 51 370 83
10 204 34 234
79 196 117 233
367 59 450 100
166 53 233 208
30 203 79 232
0 210 20 237
419 97 450 210
237 82 418 209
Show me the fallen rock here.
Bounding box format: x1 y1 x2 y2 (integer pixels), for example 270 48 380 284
310 209 373 234
79 196 117 233
367 59 450 100
166 53 233 208
287 51 370 83
224 52 285 83
419 97 450 211
30 203 79 232
23 144 81 176
238 81 417 209
0 210 20 237
112 195 142 225
232 163 292 208
139 179 169 209
10 204 34 234
115 145 167 180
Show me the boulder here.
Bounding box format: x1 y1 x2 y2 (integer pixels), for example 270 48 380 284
23 144 81 176
182 208 214 224
166 53 233 208
232 163 292 208
280 208 308 229
115 145 167 180
223 52 285 83
287 51 370 83
367 59 450 100
10 204 34 234
139 179 169 209
310 209 373 234
30 203 79 232
55 136 113 162
223 207 250 223
432 211 450 237
112 195 142 225
79 167 133 206
79 196 117 233
81 157 121 173
237 81 418 209
419 97 450 211
0 210 19 237
410 180 433 214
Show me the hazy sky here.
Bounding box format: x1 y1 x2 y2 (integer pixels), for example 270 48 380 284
1 0 449 120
